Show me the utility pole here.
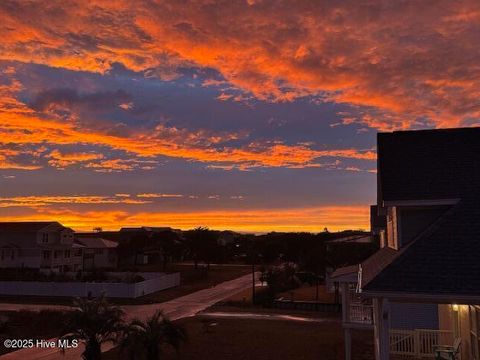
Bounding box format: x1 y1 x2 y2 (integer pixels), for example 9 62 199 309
250 240 256 304
251 258 256 304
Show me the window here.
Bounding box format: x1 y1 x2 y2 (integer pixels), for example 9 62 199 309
65 250 70 258
42 233 49 243
42 251 50 260
74 249 82 257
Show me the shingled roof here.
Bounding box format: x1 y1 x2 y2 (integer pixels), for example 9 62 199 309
0 222 62 232
377 127 480 203
363 197 480 297
75 237 118 249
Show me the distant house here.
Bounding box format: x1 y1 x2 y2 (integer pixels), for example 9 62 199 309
118 226 183 266
74 237 118 270
0 221 83 272
217 230 237 246
332 128 480 360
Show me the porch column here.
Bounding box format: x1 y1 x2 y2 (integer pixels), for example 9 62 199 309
341 282 350 323
373 297 390 360
344 328 352 360
341 282 352 360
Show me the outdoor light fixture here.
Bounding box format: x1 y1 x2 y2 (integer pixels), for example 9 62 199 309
452 304 459 312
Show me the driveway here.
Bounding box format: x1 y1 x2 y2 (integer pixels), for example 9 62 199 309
0 272 258 360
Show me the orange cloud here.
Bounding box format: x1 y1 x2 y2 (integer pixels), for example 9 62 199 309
137 193 184 198
0 205 370 233
1 1 479 129
47 149 104 168
0 195 150 208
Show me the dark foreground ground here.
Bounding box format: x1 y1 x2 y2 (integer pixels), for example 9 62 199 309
104 314 374 360
0 310 68 355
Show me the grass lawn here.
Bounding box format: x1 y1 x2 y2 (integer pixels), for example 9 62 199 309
0 264 251 305
0 310 69 355
217 283 336 309
104 314 374 360
125 263 251 304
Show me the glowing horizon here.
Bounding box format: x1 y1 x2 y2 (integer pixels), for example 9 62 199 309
0 204 370 233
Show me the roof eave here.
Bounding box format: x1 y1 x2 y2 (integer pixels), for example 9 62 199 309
361 290 480 304
382 198 461 207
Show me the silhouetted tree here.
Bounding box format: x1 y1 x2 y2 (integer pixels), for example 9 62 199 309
60 295 125 360
121 311 186 360
185 227 218 270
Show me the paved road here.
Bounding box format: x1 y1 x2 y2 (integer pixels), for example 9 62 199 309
199 311 340 323
0 273 258 360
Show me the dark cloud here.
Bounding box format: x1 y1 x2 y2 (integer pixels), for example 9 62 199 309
30 88 132 113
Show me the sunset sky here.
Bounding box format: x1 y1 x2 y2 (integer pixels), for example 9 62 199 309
1 0 479 232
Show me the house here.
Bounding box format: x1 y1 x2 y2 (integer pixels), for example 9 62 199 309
74 237 118 270
0 221 83 272
117 226 183 266
332 127 480 360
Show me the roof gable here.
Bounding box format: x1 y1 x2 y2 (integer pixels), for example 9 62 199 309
363 198 480 297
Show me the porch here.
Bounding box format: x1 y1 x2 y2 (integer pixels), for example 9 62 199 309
372 300 478 360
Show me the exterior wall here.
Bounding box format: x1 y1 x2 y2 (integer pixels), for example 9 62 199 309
456 305 480 360
83 248 118 269
0 248 43 268
390 302 439 330
0 272 180 298
44 247 83 272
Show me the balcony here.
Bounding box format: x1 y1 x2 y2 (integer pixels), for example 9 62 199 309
348 302 374 325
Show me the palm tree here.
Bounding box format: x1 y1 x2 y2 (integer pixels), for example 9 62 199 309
60 294 125 360
121 311 186 360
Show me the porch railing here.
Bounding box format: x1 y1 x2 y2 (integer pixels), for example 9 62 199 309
349 303 373 324
390 329 454 358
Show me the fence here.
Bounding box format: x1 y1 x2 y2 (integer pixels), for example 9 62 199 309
389 328 454 357
0 272 180 298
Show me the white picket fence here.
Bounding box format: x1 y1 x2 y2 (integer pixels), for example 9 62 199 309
390 329 454 358
0 272 180 298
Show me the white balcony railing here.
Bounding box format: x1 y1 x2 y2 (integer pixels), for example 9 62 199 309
390 329 454 358
349 303 374 324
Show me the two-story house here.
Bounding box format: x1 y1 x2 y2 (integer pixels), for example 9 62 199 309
0 221 83 272
332 128 480 360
